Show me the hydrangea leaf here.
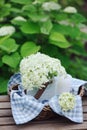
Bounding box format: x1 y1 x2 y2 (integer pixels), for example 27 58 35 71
20 22 40 34
11 0 32 4
0 77 8 94
40 20 53 35
20 41 41 57
52 24 81 39
2 52 21 68
49 32 71 48
0 38 19 53
70 13 86 24
28 13 49 22
11 16 27 26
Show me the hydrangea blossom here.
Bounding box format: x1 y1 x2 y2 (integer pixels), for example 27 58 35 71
63 6 77 13
59 92 75 111
0 26 15 36
13 16 27 22
20 52 67 91
42 2 61 11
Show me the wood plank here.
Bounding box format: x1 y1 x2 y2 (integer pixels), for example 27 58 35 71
0 95 87 130
0 102 11 109
0 109 12 117
0 121 87 130
83 105 87 112
0 117 15 125
82 96 87 106
0 106 87 119
0 116 80 125
1 105 86 114
0 95 10 102
0 113 87 126
0 116 70 125
83 113 87 121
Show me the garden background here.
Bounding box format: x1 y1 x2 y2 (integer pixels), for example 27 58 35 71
0 0 87 95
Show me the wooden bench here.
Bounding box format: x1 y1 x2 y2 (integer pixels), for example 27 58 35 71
0 95 87 130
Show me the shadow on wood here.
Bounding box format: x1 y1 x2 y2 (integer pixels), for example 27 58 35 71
0 95 87 130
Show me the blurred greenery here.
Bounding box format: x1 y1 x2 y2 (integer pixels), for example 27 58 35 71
0 0 87 94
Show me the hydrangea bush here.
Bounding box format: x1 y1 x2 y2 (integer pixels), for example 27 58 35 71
59 92 75 111
0 0 87 94
20 52 67 90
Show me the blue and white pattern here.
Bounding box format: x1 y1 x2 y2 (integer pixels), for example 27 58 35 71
8 73 86 125
49 95 83 123
11 91 44 124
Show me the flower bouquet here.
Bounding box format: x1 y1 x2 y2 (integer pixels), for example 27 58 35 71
20 52 67 97
59 92 75 111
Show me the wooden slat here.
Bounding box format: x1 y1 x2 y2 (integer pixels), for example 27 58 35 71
0 117 15 125
0 116 72 126
0 115 71 125
0 109 12 117
0 102 11 109
0 121 87 130
0 113 87 126
0 95 10 102
0 106 86 119
83 113 87 121
83 105 87 112
82 96 87 106
0 95 87 130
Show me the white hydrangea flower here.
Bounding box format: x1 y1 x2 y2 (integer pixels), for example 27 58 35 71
42 2 61 11
63 6 77 13
0 26 15 36
79 24 87 33
13 16 27 22
59 92 75 111
20 52 67 91
58 20 74 27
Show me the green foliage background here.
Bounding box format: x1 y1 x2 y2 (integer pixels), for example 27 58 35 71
0 0 87 94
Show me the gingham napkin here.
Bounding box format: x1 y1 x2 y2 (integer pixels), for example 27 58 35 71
8 73 86 125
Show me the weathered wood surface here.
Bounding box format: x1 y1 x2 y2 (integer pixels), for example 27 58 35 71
0 95 87 130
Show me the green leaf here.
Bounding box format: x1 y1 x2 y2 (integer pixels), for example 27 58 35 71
22 4 36 13
0 35 10 44
68 58 87 80
54 13 68 21
0 38 19 53
11 17 27 26
0 60 3 67
41 44 58 57
11 7 21 13
68 42 87 56
20 22 40 34
0 0 5 5
0 77 8 94
52 24 81 39
49 32 71 48
2 52 21 68
28 13 49 22
40 20 53 35
11 0 32 4
52 24 69 35
70 13 86 24
0 4 11 18
80 32 87 40
21 41 41 57
32 0 46 4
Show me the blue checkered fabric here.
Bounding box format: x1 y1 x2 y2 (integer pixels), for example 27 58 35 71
8 73 86 125
11 91 44 124
49 95 83 123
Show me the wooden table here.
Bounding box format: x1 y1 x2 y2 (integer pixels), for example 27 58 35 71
0 95 87 130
